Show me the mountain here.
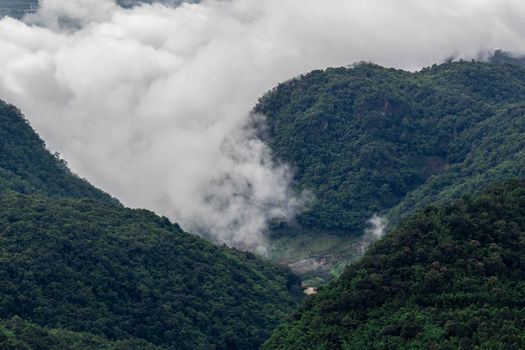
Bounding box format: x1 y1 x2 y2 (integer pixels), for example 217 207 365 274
264 180 525 349
256 58 525 235
0 194 300 349
0 0 37 19
489 50 525 67
0 101 301 349
0 101 116 202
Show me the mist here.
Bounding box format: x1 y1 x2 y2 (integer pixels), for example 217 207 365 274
1 0 525 251
356 214 388 255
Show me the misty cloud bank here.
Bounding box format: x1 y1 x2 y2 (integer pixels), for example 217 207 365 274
1 0 525 251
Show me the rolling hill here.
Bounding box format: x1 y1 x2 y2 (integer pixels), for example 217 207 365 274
264 180 525 349
257 57 525 236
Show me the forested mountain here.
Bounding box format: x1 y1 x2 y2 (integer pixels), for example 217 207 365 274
0 102 301 349
264 180 525 349
0 102 116 203
3 44 525 348
0 195 300 349
256 58 525 235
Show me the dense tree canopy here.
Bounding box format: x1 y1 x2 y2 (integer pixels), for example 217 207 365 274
264 180 525 349
0 316 159 350
0 194 301 349
0 101 301 349
3 52 525 348
256 58 525 234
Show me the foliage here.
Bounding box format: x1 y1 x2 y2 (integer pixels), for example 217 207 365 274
263 180 525 349
0 316 159 350
0 101 116 203
0 194 302 349
0 101 302 349
255 57 525 233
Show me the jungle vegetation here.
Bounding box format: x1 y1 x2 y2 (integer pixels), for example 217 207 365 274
0 100 301 349
256 57 525 235
264 180 525 349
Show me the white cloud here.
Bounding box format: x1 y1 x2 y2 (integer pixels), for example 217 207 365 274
0 0 524 251
357 214 388 255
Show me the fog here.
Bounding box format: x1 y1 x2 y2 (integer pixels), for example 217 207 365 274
0 0 524 251
354 214 388 255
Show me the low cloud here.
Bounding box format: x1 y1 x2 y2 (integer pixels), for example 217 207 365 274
0 0 524 251
366 214 387 239
357 214 388 255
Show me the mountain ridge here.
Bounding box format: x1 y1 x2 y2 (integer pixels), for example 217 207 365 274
256 57 525 236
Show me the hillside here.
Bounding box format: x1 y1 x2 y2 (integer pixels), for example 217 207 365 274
0 194 301 349
0 316 159 350
0 102 301 349
256 58 525 235
264 180 525 349
0 101 116 203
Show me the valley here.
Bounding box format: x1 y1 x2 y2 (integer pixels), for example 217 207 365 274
2 55 525 349
1 1 525 348
2 54 525 349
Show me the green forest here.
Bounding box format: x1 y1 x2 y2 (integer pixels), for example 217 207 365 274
0 316 159 350
256 58 525 235
0 102 116 203
0 101 301 349
2 56 525 349
264 180 525 349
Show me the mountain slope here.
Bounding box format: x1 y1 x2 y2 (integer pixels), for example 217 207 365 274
256 59 525 234
0 194 300 349
0 101 115 203
0 316 159 350
0 101 301 349
264 180 525 349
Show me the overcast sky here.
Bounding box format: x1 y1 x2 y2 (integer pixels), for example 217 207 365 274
1 0 525 251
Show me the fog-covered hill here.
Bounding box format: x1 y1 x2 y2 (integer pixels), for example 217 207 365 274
0 101 301 349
